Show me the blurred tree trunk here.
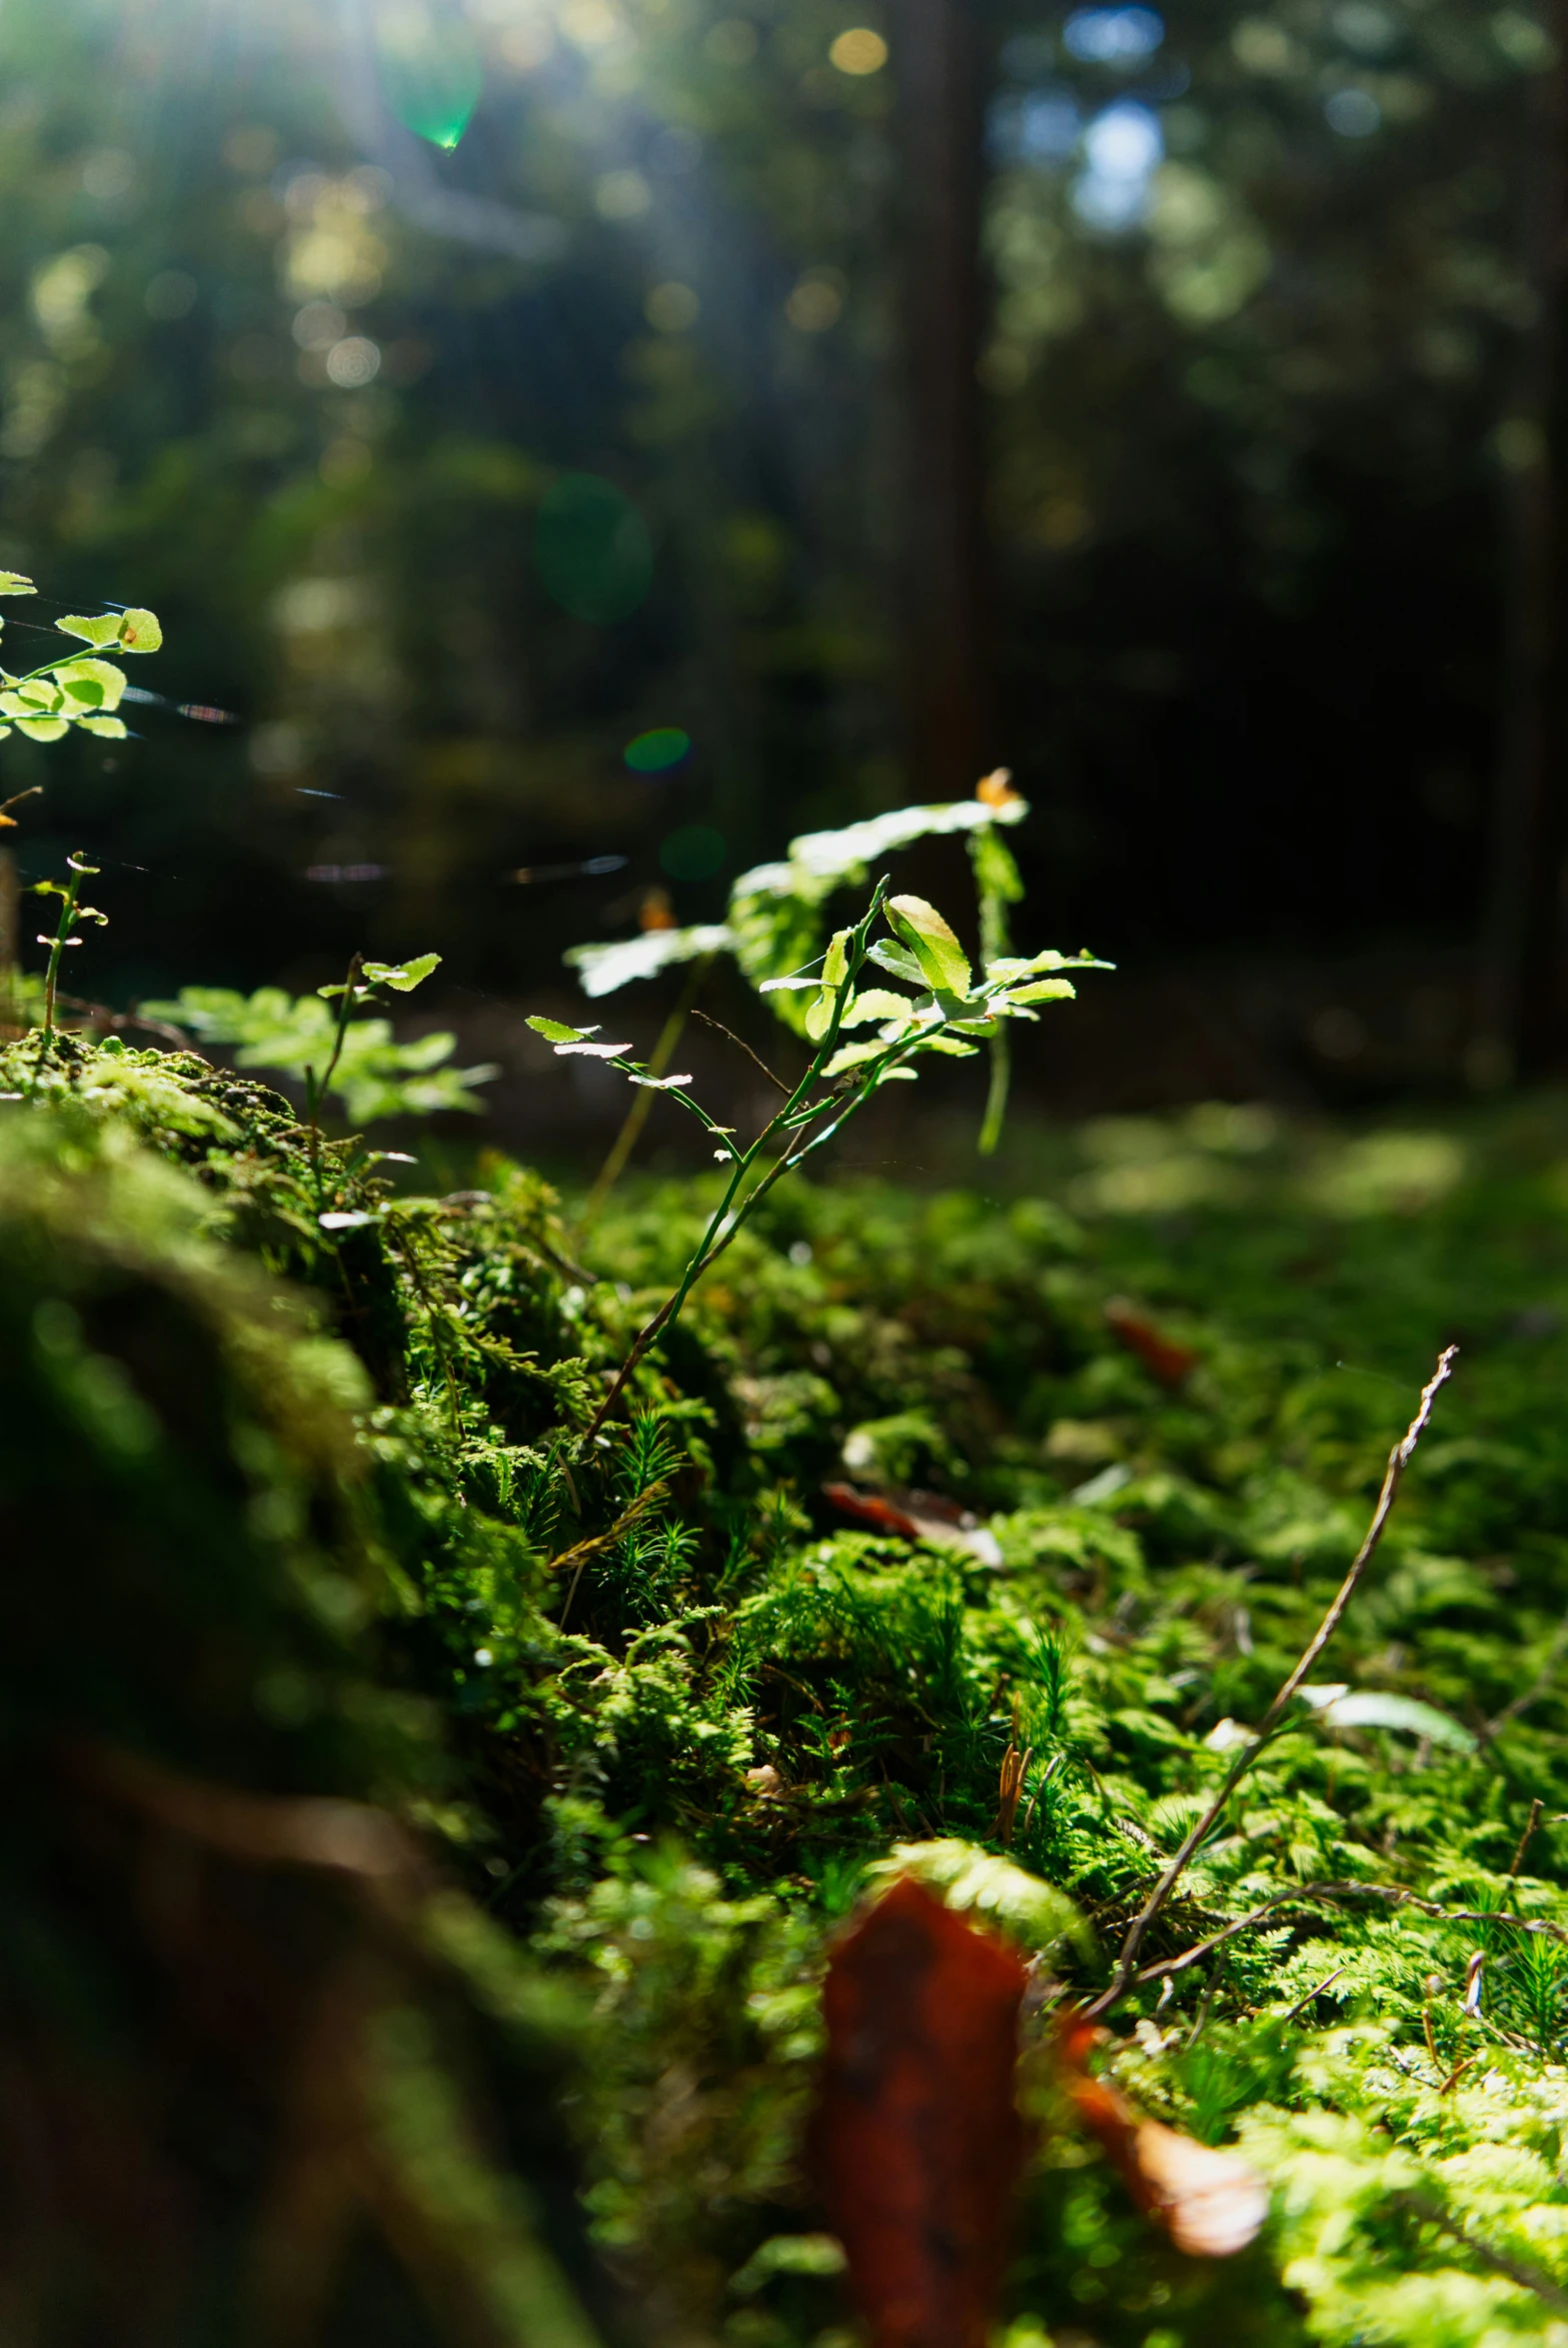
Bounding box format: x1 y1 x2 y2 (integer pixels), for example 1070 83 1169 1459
1478 12 1568 1077
894 0 993 799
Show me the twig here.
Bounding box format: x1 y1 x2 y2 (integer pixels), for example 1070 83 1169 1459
1509 1796 1545 1877
1132 1877 1568 1997
1084 1346 1458 2021
1185 1953 1226 2045
1281 1963 1346 2024
1485 1616 1568 1741
552 1479 670 1630
690 1008 790 1094
1438 2054 1478 2096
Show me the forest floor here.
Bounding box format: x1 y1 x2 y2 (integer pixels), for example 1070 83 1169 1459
11 1046 1568 2348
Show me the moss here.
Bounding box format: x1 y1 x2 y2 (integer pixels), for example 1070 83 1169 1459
13 1048 1568 2339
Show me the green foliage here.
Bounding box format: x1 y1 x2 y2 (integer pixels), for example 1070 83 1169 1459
144 966 499 1123
0 578 157 745
21 987 1568 2341
567 790 1035 1038
0 1098 609 2345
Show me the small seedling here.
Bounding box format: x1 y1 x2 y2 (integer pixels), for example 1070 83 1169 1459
563 775 1042 1176
30 852 107 1073
533 875 1107 1436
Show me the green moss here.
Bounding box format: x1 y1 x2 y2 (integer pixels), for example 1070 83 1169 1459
15 1049 1568 2338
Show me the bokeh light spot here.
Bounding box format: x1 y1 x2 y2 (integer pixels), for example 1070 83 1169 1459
646 281 700 332
625 727 693 773
374 4 484 150
534 474 655 625
1323 86 1381 135
785 272 844 331
829 25 888 73
707 16 761 63
1072 100 1162 229
596 169 653 219
294 301 347 351
325 336 381 388
660 824 726 881
144 270 198 322
1063 6 1163 62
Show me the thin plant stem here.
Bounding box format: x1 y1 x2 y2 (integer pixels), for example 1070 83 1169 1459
580 952 714 1228
39 863 83 1049
584 886 892 1439
27 852 103 1094
306 951 362 1204
689 1009 790 1093
977 1027 1009 1158
1083 1343 1459 2021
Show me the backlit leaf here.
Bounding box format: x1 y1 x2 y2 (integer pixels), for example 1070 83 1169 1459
526 1015 595 1044
362 954 440 994
886 896 972 998
55 613 125 650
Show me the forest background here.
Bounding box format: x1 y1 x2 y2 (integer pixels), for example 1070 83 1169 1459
0 0 1558 1147
17 5 1568 2343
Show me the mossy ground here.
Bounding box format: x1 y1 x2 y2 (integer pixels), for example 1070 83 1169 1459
10 1031 1568 2345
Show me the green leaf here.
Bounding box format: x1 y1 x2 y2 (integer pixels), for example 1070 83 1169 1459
566 924 731 999
1298 1685 1476 1753
362 954 440 994
55 613 125 650
864 939 928 989
838 988 915 1030
526 1015 596 1044
1003 978 1077 1006
886 895 973 998
54 657 126 712
822 1038 891 1079
76 715 128 740
804 927 852 1042
117 608 163 654
970 823 1024 905
16 716 67 743
0 572 36 594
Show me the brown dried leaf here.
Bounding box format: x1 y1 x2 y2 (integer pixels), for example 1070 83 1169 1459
815 1876 1027 2348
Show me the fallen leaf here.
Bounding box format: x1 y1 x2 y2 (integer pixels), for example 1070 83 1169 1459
821 1482 1002 1565
816 1876 1027 2348
1055 2010 1267 2258
1103 1296 1199 1389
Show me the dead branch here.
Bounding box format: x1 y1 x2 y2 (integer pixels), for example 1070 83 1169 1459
1084 1346 1458 2021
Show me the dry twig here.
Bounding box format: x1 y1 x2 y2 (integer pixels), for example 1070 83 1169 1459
1085 1347 1458 2020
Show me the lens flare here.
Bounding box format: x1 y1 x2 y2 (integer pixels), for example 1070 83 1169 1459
625 728 692 773
373 2 484 151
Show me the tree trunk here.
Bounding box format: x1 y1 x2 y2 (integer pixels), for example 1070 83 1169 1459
894 0 992 800
1478 11 1568 1078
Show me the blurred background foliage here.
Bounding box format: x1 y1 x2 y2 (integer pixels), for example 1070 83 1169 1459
0 0 1554 1107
